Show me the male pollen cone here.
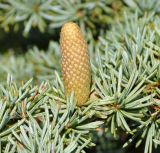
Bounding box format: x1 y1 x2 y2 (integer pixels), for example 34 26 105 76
60 22 91 106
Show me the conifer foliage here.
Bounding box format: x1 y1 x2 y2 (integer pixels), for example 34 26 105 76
0 0 160 153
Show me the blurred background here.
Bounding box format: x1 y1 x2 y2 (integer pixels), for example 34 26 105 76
0 0 160 153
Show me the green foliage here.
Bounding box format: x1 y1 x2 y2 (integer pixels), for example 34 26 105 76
0 41 60 84
0 0 124 36
0 75 105 153
93 12 160 153
0 0 160 153
123 0 160 13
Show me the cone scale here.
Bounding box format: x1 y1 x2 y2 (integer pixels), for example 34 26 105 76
60 22 91 106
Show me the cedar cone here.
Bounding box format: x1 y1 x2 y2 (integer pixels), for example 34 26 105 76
60 22 91 106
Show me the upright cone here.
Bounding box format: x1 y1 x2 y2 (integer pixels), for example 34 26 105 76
60 22 91 106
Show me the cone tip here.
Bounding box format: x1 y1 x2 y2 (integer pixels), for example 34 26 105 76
61 22 80 34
